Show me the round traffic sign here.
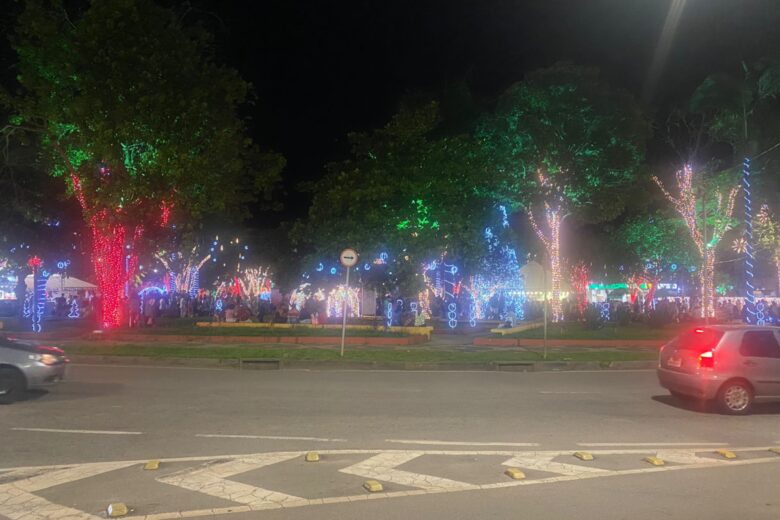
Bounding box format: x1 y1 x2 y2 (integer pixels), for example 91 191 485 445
340 248 358 267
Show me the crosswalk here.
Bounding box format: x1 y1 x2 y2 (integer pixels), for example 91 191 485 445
1 447 778 520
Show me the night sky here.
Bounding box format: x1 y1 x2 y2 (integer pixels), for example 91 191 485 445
196 0 780 225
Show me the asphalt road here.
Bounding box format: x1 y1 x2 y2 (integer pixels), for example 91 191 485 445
2 364 780 520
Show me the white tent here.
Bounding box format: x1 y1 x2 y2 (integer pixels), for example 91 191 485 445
25 274 97 295
520 261 572 298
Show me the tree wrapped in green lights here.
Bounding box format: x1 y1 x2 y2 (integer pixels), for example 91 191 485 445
479 64 650 321
3 0 282 327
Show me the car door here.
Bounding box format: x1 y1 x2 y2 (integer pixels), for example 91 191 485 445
738 330 780 397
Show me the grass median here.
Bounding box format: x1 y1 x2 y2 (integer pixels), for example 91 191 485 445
63 342 658 364
500 322 685 341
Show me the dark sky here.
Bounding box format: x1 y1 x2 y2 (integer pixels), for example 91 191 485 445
197 0 780 225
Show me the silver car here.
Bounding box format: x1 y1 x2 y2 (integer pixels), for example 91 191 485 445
0 336 69 404
658 325 780 414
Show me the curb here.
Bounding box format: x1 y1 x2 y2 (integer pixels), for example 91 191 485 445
69 355 657 372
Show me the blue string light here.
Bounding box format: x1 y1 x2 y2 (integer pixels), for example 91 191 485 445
68 298 80 319
599 302 610 322
32 269 49 333
743 157 759 324
385 300 393 328
448 303 457 329
468 301 476 328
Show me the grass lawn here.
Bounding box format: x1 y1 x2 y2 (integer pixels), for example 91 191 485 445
123 326 408 337
63 343 657 364
501 322 687 341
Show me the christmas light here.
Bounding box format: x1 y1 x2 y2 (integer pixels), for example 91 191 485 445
654 165 738 318
528 171 565 322
741 158 759 323
327 285 360 318
571 263 589 320
68 298 80 319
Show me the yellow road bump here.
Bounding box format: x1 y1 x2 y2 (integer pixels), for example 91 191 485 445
305 452 320 462
107 503 129 518
573 451 594 461
363 480 384 493
769 448 780 455
143 460 160 471
643 456 665 467
715 449 737 459
504 467 526 480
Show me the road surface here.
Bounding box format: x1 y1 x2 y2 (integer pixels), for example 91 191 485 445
1 364 779 519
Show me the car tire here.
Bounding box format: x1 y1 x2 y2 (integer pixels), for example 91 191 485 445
717 380 753 415
0 367 25 405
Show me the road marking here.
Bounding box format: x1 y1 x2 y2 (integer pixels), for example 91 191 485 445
1 447 778 520
195 434 347 442
340 451 476 491
385 439 539 447
11 428 143 436
578 442 727 447
539 391 600 394
158 452 306 509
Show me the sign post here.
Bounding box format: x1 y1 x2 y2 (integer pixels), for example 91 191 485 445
339 248 358 357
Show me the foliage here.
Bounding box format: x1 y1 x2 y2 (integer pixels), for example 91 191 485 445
292 101 497 290
4 0 283 229
478 63 651 223
619 211 697 274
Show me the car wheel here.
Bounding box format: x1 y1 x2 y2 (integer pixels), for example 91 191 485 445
717 380 753 415
0 367 25 405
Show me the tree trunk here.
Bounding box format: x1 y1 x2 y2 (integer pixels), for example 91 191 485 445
700 248 716 318
549 219 563 322
88 217 139 328
775 251 780 297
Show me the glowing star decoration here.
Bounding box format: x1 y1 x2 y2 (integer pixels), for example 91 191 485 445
528 171 566 322
326 285 361 318
654 165 739 318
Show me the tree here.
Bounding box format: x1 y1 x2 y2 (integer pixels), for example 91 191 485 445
4 0 283 327
293 101 496 294
479 64 650 321
653 165 739 318
688 58 780 320
619 211 697 310
754 204 780 295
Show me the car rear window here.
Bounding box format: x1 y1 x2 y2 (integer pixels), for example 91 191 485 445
668 328 724 351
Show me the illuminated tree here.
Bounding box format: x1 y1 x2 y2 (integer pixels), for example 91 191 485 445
479 64 650 321
754 204 780 295
653 165 739 318
4 0 282 327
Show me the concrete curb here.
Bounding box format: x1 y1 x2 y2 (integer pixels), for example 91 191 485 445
69 355 657 372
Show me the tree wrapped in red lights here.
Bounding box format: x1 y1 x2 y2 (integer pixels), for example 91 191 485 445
570 262 589 320
4 0 283 327
479 64 650 322
654 165 739 318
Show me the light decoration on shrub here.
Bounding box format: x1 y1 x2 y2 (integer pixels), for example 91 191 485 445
654 165 738 318
469 215 526 321
326 285 360 318
528 171 565 322
138 285 167 316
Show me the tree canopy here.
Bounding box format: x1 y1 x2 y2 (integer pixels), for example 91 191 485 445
4 0 283 228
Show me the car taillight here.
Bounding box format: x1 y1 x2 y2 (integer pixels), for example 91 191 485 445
698 350 714 369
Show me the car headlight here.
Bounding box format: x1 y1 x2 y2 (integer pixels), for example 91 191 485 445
29 353 59 365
